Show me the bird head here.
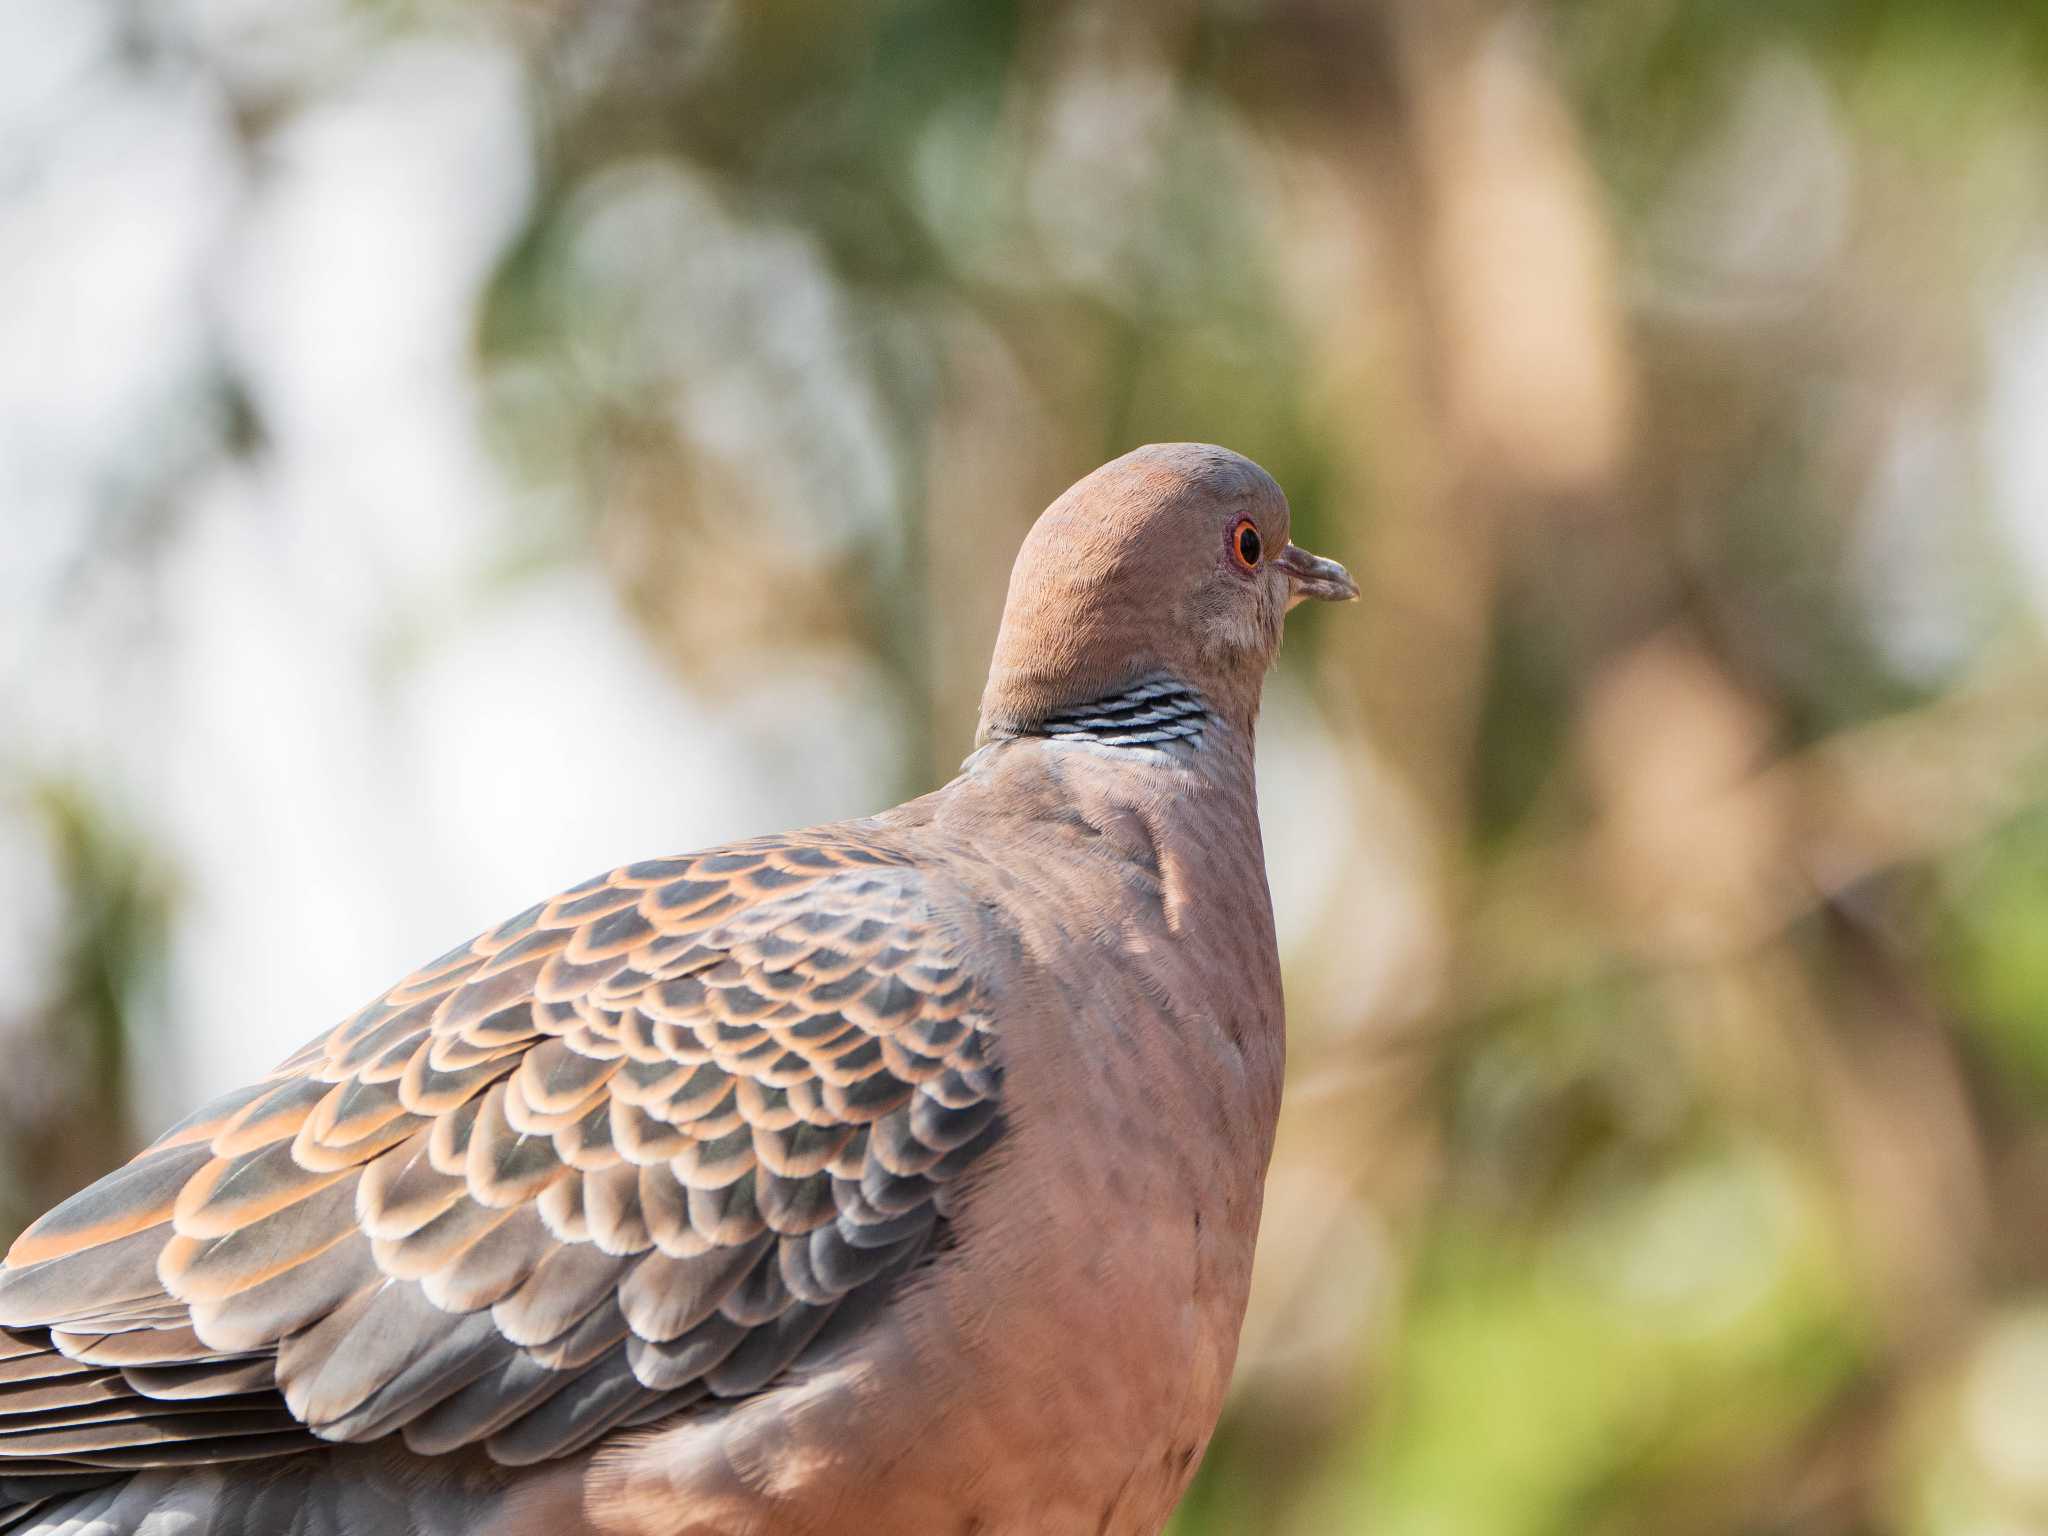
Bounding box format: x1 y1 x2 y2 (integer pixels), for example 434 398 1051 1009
977 443 1356 744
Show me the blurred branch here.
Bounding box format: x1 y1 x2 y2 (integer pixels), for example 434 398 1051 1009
1468 650 2048 1015
0 783 164 1242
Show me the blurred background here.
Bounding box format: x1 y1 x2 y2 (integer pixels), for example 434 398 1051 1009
4 0 2048 1530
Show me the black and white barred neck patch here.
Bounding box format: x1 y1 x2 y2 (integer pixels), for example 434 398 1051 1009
1031 676 1211 749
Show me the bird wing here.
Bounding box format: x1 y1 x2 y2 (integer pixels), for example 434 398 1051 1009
0 834 1003 1479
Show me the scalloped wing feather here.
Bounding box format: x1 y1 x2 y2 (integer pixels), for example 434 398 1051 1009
0 835 1004 1486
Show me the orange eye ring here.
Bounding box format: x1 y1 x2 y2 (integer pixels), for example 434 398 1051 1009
1231 518 1263 571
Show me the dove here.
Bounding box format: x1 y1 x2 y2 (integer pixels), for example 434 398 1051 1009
0 442 1356 1536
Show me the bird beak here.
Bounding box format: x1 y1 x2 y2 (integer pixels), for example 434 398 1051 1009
1275 543 1359 609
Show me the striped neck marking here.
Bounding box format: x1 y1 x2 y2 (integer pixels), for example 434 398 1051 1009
1030 676 1210 749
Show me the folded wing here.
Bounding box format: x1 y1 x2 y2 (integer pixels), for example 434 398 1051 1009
0 835 1003 1490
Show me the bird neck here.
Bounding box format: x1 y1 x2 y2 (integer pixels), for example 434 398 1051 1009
960 674 1267 870
975 667 1262 756
983 673 1213 749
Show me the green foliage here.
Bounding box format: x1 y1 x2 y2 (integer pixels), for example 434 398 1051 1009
1941 804 2048 1107
1350 1150 1866 1536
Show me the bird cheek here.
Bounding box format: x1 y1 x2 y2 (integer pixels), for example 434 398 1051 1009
1273 568 1306 614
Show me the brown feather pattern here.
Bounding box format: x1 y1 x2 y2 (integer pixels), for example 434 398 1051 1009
0 835 1002 1482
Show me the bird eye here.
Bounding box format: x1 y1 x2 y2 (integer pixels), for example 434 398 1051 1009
1231 519 1262 571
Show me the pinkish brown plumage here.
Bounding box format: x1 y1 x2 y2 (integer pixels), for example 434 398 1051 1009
0 443 1354 1536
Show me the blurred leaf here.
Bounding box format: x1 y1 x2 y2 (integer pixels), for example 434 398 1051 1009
1338 1146 1866 1536
1939 803 2048 1108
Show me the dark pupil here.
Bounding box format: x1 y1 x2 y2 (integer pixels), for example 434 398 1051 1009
1238 525 1261 565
